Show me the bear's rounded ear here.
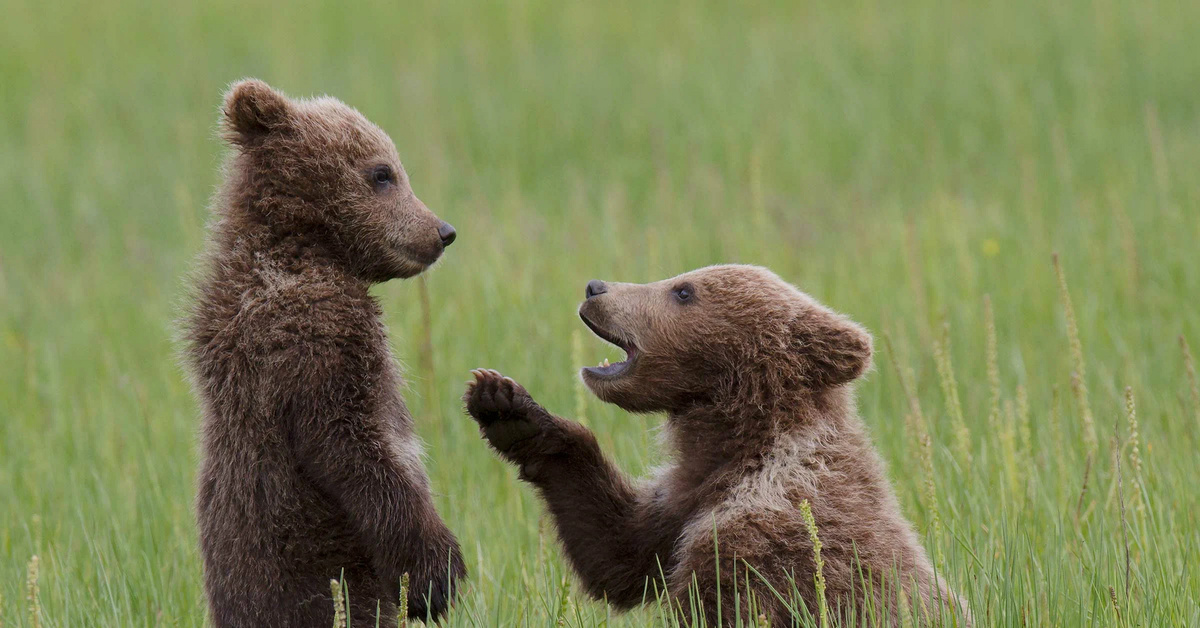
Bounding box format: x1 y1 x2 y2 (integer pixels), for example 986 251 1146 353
791 310 873 389
221 79 291 145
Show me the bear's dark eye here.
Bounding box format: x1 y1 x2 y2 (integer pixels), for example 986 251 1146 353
370 165 394 189
672 284 694 304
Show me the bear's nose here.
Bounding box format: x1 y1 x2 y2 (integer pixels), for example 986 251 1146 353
437 222 457 247
585 280 607 299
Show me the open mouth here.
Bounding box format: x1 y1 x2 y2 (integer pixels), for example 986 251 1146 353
579 312 638 378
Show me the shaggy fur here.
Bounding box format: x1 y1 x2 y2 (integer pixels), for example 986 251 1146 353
183 79 464 627
465 265 969 626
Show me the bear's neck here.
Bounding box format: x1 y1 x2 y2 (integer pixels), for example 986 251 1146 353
209 204 364 292
662 386 855 497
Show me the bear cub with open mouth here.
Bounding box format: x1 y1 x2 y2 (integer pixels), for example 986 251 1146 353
465 264 968 626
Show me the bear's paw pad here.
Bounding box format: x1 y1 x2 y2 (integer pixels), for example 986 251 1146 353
464 369 541 452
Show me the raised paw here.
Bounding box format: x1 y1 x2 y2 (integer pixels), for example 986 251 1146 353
464 369 542 453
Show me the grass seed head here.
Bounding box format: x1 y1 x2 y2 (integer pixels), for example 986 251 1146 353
1054 253 1097 452
398 572 410 627
555 575 571 627
984 294 1001 434
330 579 346 628
1125 386 1145 514
26 555 41 628
798 500 828 628
933 321 972 468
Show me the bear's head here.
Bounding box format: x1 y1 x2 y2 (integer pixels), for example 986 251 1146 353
220 79 455 282
577 265 872 413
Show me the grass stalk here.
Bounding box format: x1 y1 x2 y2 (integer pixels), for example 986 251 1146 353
1054 253 1097 453
1182 335 1200 429
918 429 941 549
1016 384 1031 462
881 333 939 539
1125 387 1144 516
1112 419 1132 597
933 321 972 468
26 555 41 628
555 575 571 627
398 573 410 628
1075 454 1093 525
1047 385 1064 476
331 578 347 628
882 332 926 452
798 500 828 628
572 328 589 426
1000 399 1020 502
416 275 438 419
984 294 1002 436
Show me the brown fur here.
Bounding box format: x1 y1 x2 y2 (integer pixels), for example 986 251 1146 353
183 79 464 627
465 265 969 626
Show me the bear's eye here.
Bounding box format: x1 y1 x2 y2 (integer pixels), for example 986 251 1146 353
672 284 694 304
370 165 394 188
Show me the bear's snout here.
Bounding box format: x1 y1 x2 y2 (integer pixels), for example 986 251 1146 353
438 222 457 248
585 280 607 299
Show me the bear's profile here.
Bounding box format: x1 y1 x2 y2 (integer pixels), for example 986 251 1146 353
465 265 969 626
184 79 464 627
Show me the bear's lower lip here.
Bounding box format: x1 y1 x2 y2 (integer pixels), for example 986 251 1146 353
579 312 637 379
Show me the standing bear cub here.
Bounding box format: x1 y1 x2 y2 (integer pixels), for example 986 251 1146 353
184 80 464 627
465 265 968 626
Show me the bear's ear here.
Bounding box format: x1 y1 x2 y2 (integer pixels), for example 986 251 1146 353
791 309 873 389
221 79 291 145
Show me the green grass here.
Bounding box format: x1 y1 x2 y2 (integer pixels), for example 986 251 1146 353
2 0 1199 624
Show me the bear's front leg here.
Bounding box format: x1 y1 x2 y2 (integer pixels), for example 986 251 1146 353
463 369 684 609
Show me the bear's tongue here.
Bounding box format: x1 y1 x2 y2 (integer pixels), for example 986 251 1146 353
587 358 628 376
596 357 624 372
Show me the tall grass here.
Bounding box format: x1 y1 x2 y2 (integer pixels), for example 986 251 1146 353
3 0 1200 625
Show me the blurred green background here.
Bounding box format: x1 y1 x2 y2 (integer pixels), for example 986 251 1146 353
2 0 1198 625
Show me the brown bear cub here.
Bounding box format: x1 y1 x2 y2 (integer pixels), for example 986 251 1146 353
184 80 464 627
465 265 969 626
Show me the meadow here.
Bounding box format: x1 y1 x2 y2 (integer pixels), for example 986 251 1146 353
2 0 1199 625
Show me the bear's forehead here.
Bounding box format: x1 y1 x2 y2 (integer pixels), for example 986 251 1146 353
292 98 398 161
676 265 784 291
670 265 812 307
